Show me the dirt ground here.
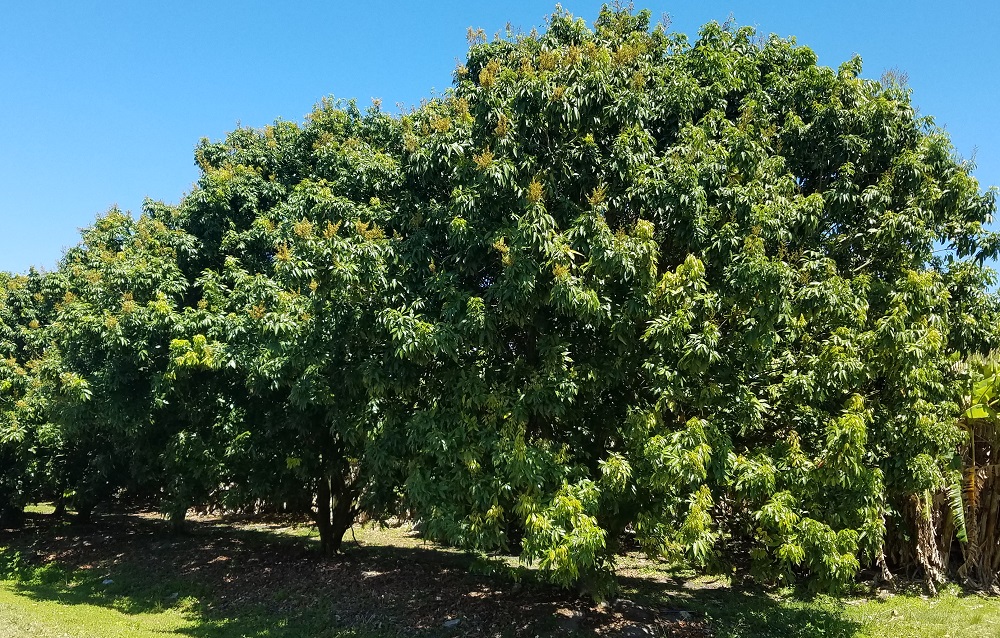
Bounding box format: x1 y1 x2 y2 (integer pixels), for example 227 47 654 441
1 508 710 637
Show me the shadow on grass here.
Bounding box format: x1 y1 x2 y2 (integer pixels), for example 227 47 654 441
615 572 864 638
0 510 876 638
0 511 567 637
693 588 861 638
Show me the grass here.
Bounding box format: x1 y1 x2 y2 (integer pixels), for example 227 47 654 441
847 584 1000 638
3 508 1000 637
0 554 191 638
0 587 186 637
617 574 1000 638
0 550 380 638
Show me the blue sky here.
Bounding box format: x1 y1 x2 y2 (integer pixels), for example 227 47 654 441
1 1 997 273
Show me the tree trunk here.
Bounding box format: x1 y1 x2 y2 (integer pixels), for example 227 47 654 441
74 501 95 525
315 476 335 557
0 501 22 529
53 497 67 518
960 465 984 586
169 505 188 534
314 474 357 558
913 493 944 595
938 514 955 569
330 485 356 553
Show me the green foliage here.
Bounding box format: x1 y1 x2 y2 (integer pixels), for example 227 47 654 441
376 6 999 592
0 270 59 524
167 100 405 550
2 5 999 596
40 208 195 517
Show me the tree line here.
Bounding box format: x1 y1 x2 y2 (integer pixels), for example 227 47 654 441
3 7 999 595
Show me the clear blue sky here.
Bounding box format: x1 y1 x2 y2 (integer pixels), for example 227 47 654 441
2 1 997 273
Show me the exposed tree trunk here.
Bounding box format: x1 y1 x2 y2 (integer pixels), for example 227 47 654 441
933 489 955 571
875 508 894 586
0 500 23 529
74 500 95 525
169 505 188 534
938 512 955 569
959 462 984 586
992 519 1000 575
913 493 944 595
330 484 356 553
314 471 358 558
75 509 93 524
315 475 335 557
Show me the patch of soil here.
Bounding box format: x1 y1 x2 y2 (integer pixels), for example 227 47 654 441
1 509 711 637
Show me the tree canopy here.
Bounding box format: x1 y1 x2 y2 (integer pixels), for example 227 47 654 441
2 6 998 595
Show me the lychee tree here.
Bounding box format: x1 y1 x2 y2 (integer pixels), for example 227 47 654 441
383 7 999 592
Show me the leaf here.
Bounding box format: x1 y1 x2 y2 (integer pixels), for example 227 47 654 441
948 481 968 543
964 404 994 421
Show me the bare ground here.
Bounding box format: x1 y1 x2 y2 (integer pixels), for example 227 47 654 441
0 508 710 637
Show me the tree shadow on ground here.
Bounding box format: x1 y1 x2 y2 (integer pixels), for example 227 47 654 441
615 571 863 638
0 509 865 638
0 511 590 637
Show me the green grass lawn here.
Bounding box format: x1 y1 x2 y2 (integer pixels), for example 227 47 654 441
0 550 193 638
0 549 389 638
677 584 1000 638
3 509 1000 637
847 585 1000 638
0 586 190 638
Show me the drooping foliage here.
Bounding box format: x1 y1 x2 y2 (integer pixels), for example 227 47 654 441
377 8 999 591
1 6 998 594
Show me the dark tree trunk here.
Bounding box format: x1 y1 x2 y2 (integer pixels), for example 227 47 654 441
330 485 356 553
74 501 95 525
169 506 188 534
316 476 335 557
314 474 357 558
53 497 67 518
0 501 23 529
